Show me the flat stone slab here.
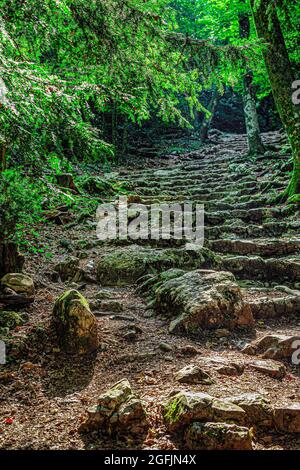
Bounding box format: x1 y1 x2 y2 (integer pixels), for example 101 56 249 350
221 256 300 283
199 357 245 376
248 295 300 319
209 239 300 257
250 360 286 380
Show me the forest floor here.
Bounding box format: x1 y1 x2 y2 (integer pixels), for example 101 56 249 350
1 131 300 450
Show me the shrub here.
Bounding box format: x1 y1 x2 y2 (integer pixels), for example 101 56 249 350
0 169 43 244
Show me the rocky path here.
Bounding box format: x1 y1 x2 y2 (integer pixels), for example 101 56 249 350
1 131 300 450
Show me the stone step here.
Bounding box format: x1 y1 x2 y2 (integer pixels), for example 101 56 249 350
244 288 300 319
221 255 300 285
208 238 300 257
134 183 285 199
122 166 284 185
205 207 290 225
134 178 288 193
137 195 271 209
206 221 299 240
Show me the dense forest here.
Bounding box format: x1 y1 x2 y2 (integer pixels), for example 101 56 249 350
0 0 300 454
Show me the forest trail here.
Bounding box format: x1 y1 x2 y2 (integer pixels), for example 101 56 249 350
1 131 300 450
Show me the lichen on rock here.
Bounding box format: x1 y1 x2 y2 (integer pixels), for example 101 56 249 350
79 378 149 441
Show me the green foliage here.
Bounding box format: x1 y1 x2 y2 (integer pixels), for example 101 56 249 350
0 169 43 243
0 0 260 165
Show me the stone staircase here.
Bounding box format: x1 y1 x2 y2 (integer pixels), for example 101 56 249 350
114 132 299 298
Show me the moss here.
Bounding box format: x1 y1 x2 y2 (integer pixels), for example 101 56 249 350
0 311 25 329
164 396 186 424
97 246 217 286
288 193 300 204
53 289 90 322
52 289 98 354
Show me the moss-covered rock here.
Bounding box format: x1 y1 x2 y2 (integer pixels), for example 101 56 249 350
79 378 149 440
184 422 253 450
96 245 219 286
163 391 246 433
52 289 98 354
1 273 35 296
139 269 254 334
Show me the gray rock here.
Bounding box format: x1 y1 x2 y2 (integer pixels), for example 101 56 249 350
250 360 286 380
159 342 173 352
225 393 273 429
54 256 83 282
164 391 246 433
79 379 149 439
184 422 253 450
1 273 35 296
242 334 300 360
274 404 300 433
141 269 254 335
174 365 213 385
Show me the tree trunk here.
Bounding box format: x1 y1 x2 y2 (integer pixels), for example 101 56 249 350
239 7 265 156
121 115 129 159
111 103 117 158
242 72 265 155
199 86 220 142
0 242 25 277
0 145 6 172
250 0 300 199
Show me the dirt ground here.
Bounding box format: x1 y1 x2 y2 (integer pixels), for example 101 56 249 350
1 139 300 450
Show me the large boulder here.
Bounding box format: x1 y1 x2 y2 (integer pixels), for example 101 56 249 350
140 269 254 334
79 379 149 440
163 391 246 433
79 176 116 196
184 422 253 450
97 245 218 286
52 290 98 354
